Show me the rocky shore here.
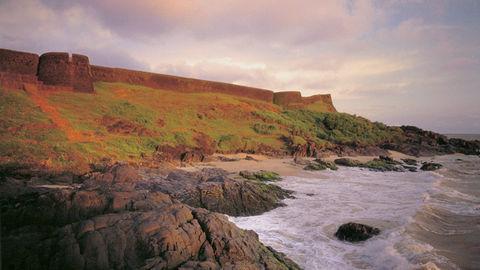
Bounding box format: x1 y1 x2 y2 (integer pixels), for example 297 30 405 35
1 147 476 269
0 163 300 270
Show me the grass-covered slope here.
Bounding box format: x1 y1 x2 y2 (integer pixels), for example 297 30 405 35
0 82 477 174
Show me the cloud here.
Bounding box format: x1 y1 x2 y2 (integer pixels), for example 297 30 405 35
1 0 479 133
38 0 378 45
0 0 145 69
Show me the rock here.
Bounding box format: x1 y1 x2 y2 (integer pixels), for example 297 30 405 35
143 168 292 216
334 158 363 167
402 158 418 166
362 158 404 172
217 156 240 162
244 155 258 161
381 125 480 156
334 157 405 172
292 141 317 157
334 222 380 242
293 156 310 165
239 170 282 182
153 145 209 163
181 150 207 163
378 155 401 165
420 162 443 171
304 159 338 171
448 138 480 155
402 165 417 172
1 165 301 270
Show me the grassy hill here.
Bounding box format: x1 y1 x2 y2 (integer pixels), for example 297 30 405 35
0 82 472 174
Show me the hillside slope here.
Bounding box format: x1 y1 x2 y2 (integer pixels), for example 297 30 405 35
0 82 478 174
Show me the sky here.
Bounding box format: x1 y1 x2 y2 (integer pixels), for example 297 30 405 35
1 0 479 133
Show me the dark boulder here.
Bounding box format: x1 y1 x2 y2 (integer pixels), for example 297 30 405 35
378 155 401 165
335 222 380 242
334 158 363 167
304 159 338 171
401 158 418 166
420 162 443 171
362 158 404 172
402 165 418 172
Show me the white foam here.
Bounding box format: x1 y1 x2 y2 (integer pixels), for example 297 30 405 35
231 168 437 269
230 155 480 269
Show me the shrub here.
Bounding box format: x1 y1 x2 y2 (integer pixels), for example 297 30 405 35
239 170 282 182
252 123 276 135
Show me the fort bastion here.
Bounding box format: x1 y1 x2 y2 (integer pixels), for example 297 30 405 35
0 48 336 111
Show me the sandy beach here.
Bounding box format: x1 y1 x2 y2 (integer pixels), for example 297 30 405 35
181 151 419 178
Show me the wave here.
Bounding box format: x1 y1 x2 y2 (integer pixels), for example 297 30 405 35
230 155 480 269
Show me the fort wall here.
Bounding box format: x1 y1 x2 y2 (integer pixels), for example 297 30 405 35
37 52 72 87
91 66 274 102
0 48 335 111
0 49 94 92
0 48 39 75
273 92 336 112
71 54 94 92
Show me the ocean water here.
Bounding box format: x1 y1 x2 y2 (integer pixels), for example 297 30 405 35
230 155 480 269
444 134 480 141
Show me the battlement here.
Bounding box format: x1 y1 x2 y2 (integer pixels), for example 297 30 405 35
0 48 335 111
273 92 336 112
0 48 94 92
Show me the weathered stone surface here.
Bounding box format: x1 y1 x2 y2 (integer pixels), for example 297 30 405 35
335 222 380 242
38 52 94 92
91 65 275 102
142 168 292 216
420 162 443 171
71 54 94 92
334 158 363 167
1 164 300 270
402 158 418 166
0 48 39 75
273 92 336 112
304 159 338 171
38 52 72 87
382 126 480 156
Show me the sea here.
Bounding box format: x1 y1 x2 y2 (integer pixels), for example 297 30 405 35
230 154 480 269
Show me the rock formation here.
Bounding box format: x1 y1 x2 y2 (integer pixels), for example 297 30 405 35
0 164 300 270
140 168 292 216
335 222 380 242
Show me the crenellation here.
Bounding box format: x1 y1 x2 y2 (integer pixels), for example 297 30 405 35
71 54 94 92
37 52 72 87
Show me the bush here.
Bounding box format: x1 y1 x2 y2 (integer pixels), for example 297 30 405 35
304 159 338 171
239 170 281 182
252 123 276 135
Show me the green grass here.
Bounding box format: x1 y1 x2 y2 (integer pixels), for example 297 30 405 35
0 82 406 173
0 88 87 172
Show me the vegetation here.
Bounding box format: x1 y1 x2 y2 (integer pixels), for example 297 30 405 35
334 158 363 167
304 159 338 171
239 170 282 182
0 82 408 173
